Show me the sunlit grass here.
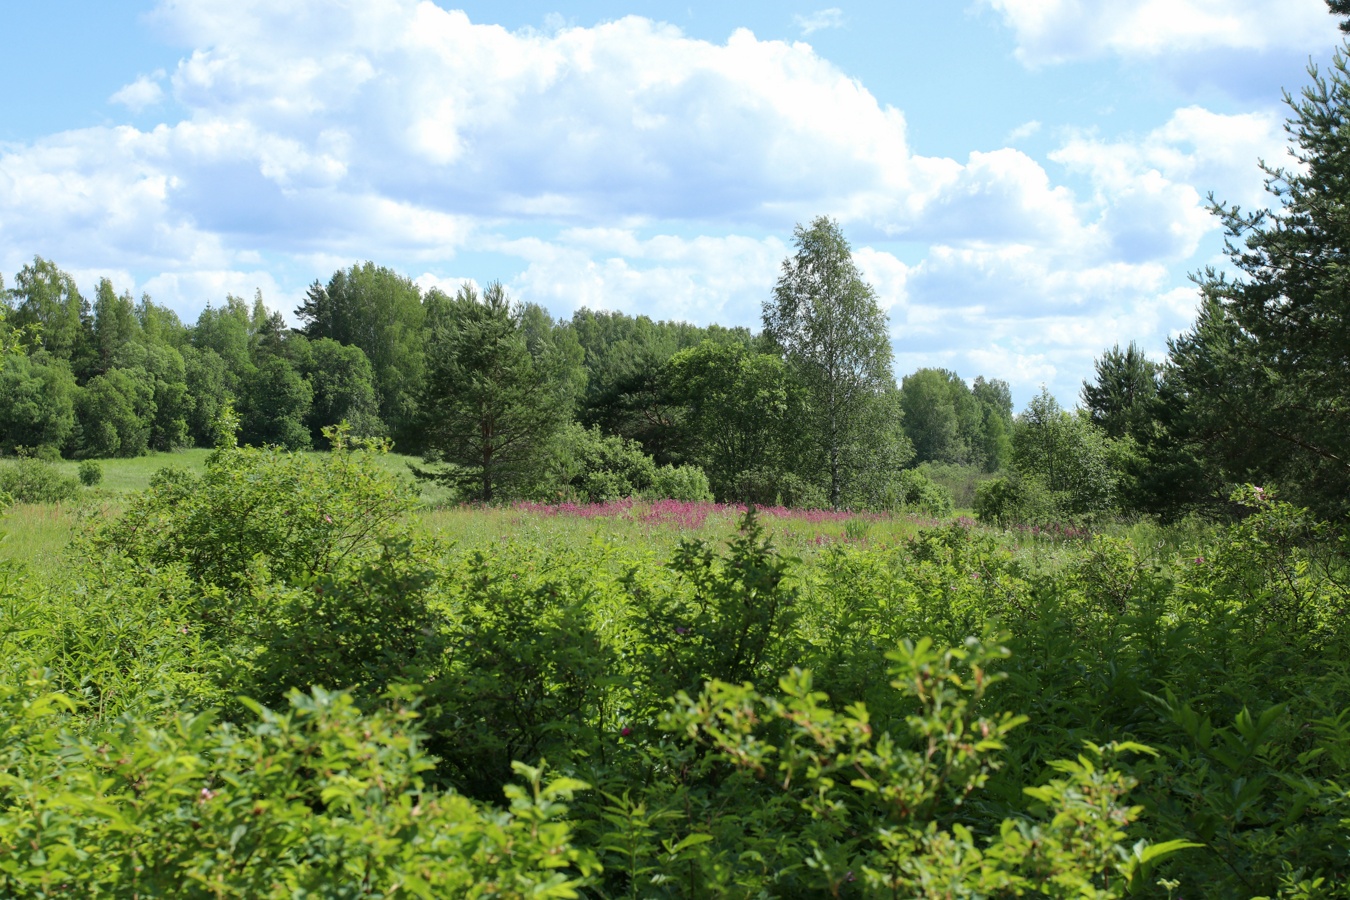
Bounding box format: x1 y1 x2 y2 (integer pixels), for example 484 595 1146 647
48 449 215 494
2 449 1221 576
417 498 951 563
0 501 123 578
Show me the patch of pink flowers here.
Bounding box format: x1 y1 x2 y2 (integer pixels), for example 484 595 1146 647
512 498 882 529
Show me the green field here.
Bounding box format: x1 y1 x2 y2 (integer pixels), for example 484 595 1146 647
3 449 1132 577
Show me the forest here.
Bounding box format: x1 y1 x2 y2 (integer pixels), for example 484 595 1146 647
2 10 1350 900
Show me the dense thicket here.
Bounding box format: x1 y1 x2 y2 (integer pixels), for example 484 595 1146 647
3 440 1348 895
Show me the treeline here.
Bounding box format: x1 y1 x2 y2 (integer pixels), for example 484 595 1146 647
0 219 1018 514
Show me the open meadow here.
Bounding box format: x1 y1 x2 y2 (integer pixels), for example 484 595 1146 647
3 449 1193 578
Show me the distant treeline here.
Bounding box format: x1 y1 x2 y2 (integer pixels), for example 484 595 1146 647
0 219 1020 515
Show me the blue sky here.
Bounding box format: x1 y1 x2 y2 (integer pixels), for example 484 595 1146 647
1 0 1344 406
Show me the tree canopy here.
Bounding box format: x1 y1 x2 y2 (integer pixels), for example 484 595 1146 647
1166 50 1350 518
417 283 584 502
297 263 425 442
763 217 898 508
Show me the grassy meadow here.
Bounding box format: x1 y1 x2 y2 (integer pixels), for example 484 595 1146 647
2 448 1181 578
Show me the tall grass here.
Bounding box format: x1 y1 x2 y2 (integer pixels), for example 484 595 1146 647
3 448 1222 575
0 502 119 577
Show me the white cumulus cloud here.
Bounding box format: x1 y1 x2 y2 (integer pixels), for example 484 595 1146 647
794 8 846 35
110 72 167 112
980 0 1340 66
0 0 1290 402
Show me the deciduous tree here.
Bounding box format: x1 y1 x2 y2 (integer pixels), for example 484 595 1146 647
763 217 897 508
667 340 801 502
296 264 425 442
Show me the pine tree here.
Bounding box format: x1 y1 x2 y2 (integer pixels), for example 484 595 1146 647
1168 49 1350 517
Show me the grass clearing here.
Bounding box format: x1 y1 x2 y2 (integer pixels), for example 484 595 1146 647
0 501 121 577
5 448 1216 576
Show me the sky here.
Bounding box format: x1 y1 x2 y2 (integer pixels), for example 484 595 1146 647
1 0 1344 407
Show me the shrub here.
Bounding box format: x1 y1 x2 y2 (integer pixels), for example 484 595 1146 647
76 459 102 486
894 467 954 516
550 423 657 502
0 677 598 897
916 460 985 509
647 463 713 502
974 472 1061 527
85 425 417 594
0 457 79 504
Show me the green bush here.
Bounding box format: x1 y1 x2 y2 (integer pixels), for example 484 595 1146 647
0 676 598 897
550 423 657 502
0 457 79 504
894 467 954 516
85 425 416 594
77 459 102 486
12 448 1350 897
647 463 713 502
915 460 985 509
974 472 1061 526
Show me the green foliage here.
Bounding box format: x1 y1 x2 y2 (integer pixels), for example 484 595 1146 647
611 636 1183 898
85 424 417 594
1165 48 1350 520
764 216 898 508
8 256 94 372
551 423 659 502
117 340 193 452
972 376 1015 471
914 461 986 510
667 340 800 503
900 369 1016 475
893 468 954 517
418 283 584 502
648 463 713 503
1010 389 1120 522
0 457 79 505
304 337 385 445
627 510 802 709
0 351 77 456
570 308 742 465
238 356 313 450
191 295 254 390
5 398 1350 897
1082 342 1160 442
242 542 446 710
974 472 1060 527
91 278 140 373
76 460 102 486
297 263 426 442
181 345 232 447
837 386 916 512
75 367 156 458
0 678 598 897
433 547 614 800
